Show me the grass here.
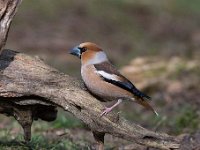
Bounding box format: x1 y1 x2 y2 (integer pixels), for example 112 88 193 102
0 134 80 150
51 110 83 129
32 110 83 131
0 110 84 150
174 107 199 133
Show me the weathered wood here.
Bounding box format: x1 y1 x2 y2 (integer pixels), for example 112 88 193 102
0 0 21 52
0 99 57 141
0 49 181 149
13 106 33 142
93 131 105 150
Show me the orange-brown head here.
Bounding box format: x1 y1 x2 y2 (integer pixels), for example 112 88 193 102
70 42 107 65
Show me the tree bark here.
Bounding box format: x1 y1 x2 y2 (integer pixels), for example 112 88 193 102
0 0 21 52
0 49 181 150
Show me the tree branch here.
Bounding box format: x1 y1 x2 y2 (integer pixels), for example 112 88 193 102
0 49 180 149
0 0 22 52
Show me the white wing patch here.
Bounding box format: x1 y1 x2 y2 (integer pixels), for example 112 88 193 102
96 70 120 81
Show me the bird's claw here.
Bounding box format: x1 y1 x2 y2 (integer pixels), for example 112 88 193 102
100 107 112 117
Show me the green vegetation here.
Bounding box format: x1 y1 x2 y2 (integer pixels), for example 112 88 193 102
0 133 80 150
0 111 84 149
173 106 199 134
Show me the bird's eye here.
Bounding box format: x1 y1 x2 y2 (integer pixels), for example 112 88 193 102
79 47 87 53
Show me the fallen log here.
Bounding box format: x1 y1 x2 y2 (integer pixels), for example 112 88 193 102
0 49 180 149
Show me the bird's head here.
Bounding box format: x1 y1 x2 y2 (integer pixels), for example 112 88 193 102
70 42 102 58
70 42 107 65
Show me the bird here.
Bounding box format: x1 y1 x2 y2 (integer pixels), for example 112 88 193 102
69 42 158 117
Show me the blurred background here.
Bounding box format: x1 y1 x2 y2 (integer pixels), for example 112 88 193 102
0 0 200 149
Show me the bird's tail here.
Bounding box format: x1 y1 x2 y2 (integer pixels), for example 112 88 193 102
131 98 159 116
132 88 151 100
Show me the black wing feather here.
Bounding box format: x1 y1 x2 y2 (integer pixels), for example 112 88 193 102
102 77 151 100
94 62 151 100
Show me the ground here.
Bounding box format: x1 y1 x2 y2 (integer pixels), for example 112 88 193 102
0 0 200 149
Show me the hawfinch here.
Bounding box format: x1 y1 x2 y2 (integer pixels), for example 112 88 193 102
70 42 158 116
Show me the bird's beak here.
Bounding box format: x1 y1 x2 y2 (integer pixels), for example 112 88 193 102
69 46 81 58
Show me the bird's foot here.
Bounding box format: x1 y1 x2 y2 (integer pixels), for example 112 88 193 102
100 107 113 117
100 99 122 117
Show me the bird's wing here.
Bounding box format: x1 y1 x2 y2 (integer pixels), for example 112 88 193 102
94 62 151 100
